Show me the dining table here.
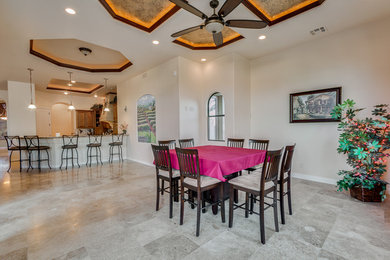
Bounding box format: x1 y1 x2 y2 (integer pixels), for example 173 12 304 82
169 145 267 214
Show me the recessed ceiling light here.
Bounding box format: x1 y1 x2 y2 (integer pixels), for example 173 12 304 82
65 8 76 15
258 35 266 40
201 58 207 62
152 40 160 45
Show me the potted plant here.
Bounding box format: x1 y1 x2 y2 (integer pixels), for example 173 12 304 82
332 100 389 202
120 122 128 135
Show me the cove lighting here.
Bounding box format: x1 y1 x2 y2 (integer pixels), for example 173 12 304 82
65 8 76 15
258 35 266 40
152 40 160 45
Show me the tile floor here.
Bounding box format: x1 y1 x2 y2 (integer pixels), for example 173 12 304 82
0 159 389 260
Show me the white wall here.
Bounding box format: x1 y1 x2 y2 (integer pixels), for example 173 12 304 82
117 58 180 164
35 90 100 110
250 16 390 185
7 81 36 136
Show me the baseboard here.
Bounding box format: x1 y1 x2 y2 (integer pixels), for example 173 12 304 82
292 172 337 185
127 157 154 167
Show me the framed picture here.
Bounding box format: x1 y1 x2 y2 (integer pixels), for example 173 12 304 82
290 87 342 123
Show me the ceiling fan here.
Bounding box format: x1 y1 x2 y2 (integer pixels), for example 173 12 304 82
170 0 267 47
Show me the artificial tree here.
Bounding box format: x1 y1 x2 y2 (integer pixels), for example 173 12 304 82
332 99 390 201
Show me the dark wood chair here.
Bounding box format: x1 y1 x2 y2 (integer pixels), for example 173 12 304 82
279 144 296 224
227 138 245 148
24 136 51 171
176 147 225 236
179 138 194 148
158 140 176 150
4 136 29 172
246 139 269 174
86 135 103 167
229 149 283 244
60 135 80 169
151 144 180 219
109 134 124 163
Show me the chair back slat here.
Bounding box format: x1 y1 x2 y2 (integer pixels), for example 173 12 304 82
158 140 176 150
227 138 245 148
4 136 22 150
151 144 172 172
280 144 296 179
24 136 40 149
249 139 269 151
112 134 124 144
89 135 102 145
179 138 194 148
175 147 200 181
62 135 79 146
260 149 283 187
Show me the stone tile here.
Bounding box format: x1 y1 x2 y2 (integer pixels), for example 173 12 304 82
317 249 347 260
0 247 28 260
144 233 199 259
53 247 90 260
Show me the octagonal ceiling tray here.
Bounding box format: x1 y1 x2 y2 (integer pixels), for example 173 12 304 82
47 79 103 94
30 39 132 72
99 0 180 32
243 0 325 25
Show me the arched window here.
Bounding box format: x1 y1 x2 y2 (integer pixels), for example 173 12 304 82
208 92 225 141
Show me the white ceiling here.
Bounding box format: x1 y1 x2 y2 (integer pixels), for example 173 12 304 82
1 0 390 94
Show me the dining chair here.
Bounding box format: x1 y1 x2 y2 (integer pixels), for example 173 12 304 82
158 140 176 150
246 139 269 174
227 138 245 148
229 149 283 244
179 138 194 148
176 147 225 237
279 144 296 224
151 144 180 219
24 136 51 171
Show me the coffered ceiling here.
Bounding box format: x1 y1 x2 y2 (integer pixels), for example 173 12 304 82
1 0 390 93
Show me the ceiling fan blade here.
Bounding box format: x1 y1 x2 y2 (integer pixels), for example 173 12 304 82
171 25 203 37
226 19 267 29
213 32 223 47
170 0 207 19
218 0 242 17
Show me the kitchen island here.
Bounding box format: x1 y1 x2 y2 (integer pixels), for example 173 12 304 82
37 135 127 168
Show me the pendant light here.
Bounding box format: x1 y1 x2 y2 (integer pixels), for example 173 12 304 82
67 72 75 110
103 78 110 112
27 68 37 110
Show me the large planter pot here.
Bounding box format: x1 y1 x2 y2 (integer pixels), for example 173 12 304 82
350 184 385 202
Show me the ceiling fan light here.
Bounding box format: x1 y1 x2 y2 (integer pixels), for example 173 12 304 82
205 21 224 34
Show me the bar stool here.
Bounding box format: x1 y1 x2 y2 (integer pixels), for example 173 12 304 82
109 134 124 163
86 135 103 167
4 136 29 172
60 135 80 169
24 136 51 172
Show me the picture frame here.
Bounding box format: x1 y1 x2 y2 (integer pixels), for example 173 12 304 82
290 87 342 123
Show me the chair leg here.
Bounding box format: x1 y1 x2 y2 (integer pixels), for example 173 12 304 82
259 196 266 244
169 179 173 219
189 191 195 209
273 188 279 232
196 191 202 237
228 185 234 228
174 179 179 202
86 147 89 167
161 180 164 195
280 183 286 225
71 148 74 168
156 175 160 211
250 194 255 214
19 150 22 172
234 189 238 203
98 147 103 165
180 183 185 225
75 149 80 168
38 150 41 172
109 146 112 163
287 177 293 215
7 150 13 172
220 183 225 223
245 192 249 218
120 146 124 162
65 148 69 170
60 149 64 169
202 196 206 213
27 151 31 172
46 149 51 169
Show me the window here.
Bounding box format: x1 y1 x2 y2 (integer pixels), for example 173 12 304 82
208 92 225 141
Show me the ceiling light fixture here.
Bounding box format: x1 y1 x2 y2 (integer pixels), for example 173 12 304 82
94 94 98 98
152 40 160 45
65 8 76 15
201 58 207 62
103 78 110 112
258 35 266 40
64 91 69 95
67 72 75 110
79 47 92 56
27 68 36 110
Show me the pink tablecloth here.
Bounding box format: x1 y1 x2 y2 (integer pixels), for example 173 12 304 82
170 145 266 182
